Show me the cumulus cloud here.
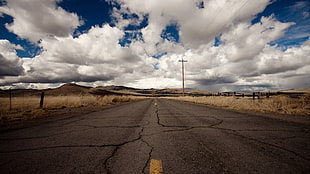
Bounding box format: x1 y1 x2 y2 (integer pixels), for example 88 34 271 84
112 0 271 49
220 16 295 62
0 0 82 42
179 0 271 48
0 40 24 76
39 25 140 65
0 22 160 87
257 45 310 75
194 39 310 91
0 0 309 91
155 14 309 91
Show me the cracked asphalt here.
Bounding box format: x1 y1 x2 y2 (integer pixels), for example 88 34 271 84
0 98 309 174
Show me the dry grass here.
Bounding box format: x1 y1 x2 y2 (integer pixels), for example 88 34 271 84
0 95 145 122
167 94 310 115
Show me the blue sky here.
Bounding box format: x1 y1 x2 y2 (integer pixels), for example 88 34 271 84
0 0 309 91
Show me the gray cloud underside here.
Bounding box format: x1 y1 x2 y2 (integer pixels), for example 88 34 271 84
0 53 24 76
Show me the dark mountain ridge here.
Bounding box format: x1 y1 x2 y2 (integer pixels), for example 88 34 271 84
0 83 309 98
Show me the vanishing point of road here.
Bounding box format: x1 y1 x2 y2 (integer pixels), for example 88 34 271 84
0 98 309 173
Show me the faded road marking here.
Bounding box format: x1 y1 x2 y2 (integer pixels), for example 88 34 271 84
150 159 163 174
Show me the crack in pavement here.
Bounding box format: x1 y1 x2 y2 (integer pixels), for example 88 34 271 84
156 115 190 128
0 160 12 168
153 100 231 173
234 129 302 132
0 127 148 173
0 143 128 154
0 130 80 141
0 128 144 154
155 102 191 129
155 99 310 163
103 146 119 174
162 127 194 133
211 127 310 162
154 100 223 133
2 98 308 173
240 133 310 161
75 125 143 129
103 127 155 174
0 99 155 173
156 99 224 129
103 100 155 174
260 136 299 140
0 123 151 142
140 137 154 174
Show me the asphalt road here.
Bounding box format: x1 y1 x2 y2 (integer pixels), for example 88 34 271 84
0 98 309 174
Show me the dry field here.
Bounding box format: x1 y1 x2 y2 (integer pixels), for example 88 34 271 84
0 95 145 122
167 94 310 116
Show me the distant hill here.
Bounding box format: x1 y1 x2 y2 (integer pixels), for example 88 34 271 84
279 87 310 93
0 83 309 98
44 83 91 96
98 85 137 91
0 89 39 97
88 88 126 96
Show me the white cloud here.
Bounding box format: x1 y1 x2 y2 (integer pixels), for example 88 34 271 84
155 16 309 91
220 16 294 62
179 0 271 48
0 0 309 91
39 25 138 65
0 0 82 42
0 23 160 87
257 44 310 75
112 0 270 48
126 77 181 89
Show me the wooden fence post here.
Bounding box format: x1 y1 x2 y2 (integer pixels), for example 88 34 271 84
40 92 45 108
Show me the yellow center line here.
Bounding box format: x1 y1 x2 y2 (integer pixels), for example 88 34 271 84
149 159 163 174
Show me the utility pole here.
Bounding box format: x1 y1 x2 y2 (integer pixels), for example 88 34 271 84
178 58 187 96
